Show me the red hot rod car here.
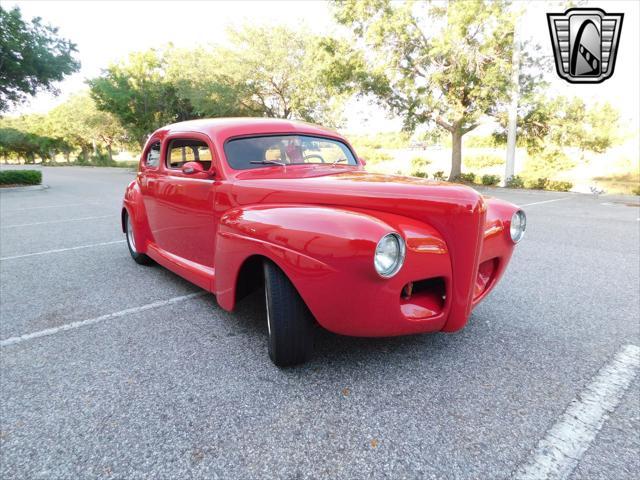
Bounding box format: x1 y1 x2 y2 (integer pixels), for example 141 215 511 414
122 118 526 366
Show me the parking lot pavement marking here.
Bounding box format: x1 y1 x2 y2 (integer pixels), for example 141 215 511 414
0 214 117 229
519 197 571 207
0 239 125 261
0 292 206 347
0 202 98 212
513 344 640 480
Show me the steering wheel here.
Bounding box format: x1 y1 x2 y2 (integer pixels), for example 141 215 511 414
303 154 325 163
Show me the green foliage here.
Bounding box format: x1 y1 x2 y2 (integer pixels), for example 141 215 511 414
48 93 127 161
410 156 431 178
463 153 504 170
1 93 128 163
547 180 573 192
89 49 190 147
164 47 250 120
433 171 446 181
0 126 68 163
0 169 42 185
505 175 525 188
526 177 549 190
334 0 544 179
495 95 621 156
481 174 501 186
522 145 576 179
89 152 115 167
633 186 640 196
525 177 572 192
88 29 364 144
216 26 365 127
0 6 79 111
454 173 476 184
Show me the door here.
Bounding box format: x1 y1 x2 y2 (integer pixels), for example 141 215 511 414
150 134 218 269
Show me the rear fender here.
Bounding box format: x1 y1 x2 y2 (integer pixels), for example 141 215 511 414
122 179 153 253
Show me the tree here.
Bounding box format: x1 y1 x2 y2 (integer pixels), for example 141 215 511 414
0 6 79 111
216 25 366 127
0 126 68 164
89 31 366 145
164 47 252 119
495 95 621 155
334 0 543 179
48 93 126 162
88 49 190 148
492 95 622 178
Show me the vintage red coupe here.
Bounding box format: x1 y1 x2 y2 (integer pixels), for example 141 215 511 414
122 118 526 366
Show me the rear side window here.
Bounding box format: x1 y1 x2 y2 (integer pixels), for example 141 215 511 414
167 139 212 170
144 142 161 168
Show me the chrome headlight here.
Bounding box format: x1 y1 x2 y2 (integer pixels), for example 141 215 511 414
374 233 406 277
510 210 526 243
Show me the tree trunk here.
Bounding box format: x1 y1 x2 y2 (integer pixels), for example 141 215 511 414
449 129 463 181
106 144 113 163
82 147 89 163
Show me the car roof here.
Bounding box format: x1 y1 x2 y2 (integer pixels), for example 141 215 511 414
159 117 344 142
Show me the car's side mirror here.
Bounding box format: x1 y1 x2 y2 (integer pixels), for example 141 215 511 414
181 161 205 175
359 157 367 166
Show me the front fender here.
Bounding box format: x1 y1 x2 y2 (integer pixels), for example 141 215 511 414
214 204 451 336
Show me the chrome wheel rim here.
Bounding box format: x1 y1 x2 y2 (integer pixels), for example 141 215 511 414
126 216 137 253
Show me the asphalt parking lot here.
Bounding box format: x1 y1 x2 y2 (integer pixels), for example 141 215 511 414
1 166 638 479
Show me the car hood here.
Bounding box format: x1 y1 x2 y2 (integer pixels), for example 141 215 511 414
232 168 484 218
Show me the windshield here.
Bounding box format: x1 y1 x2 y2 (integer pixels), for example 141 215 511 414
224 135 358 170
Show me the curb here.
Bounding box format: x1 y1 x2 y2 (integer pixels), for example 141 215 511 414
0 184 49 192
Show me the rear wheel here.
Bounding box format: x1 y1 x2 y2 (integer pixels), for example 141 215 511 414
125 211 153 265
263 260 314 366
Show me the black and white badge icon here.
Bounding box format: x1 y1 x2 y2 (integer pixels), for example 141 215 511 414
547 8 624 84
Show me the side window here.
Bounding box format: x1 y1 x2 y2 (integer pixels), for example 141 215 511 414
167 139 213 170
144 142 161 168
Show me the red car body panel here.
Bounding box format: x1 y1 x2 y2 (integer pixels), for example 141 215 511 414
123 118 521 337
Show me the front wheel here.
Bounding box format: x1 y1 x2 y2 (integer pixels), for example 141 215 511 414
263 260 314 366
125 211 153 265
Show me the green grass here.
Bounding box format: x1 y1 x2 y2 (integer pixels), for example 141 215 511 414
0 170 42 186
592 172 640 195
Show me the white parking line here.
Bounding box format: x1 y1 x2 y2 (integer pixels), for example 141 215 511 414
520 197 571 207
0 292 206 347
0 202 95 212
1 214 116 228
514 344 640 480
0 239 125 261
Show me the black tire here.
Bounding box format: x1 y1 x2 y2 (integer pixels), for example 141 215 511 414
124 211 154 265
263 260 314 367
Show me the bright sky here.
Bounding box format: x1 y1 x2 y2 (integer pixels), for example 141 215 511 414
5 0 640 136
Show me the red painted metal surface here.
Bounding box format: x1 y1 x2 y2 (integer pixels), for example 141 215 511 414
123 118 522 337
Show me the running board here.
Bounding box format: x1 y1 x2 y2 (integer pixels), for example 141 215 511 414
146 243 215 292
